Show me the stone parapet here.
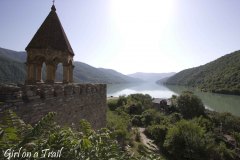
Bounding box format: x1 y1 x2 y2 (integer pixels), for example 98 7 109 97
0 83 107 130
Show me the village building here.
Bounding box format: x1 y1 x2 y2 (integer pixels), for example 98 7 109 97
152 98 172 112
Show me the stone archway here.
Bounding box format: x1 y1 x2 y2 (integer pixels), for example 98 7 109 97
25 4 75 85
26 55 46 84
25 52 74 84
62 59 74 84
35 56 45 83
68 60 74 83
55 63 63 82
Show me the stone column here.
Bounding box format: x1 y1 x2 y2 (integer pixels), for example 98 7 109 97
25 63 36 84
52 64 57 82
27 63 32 80
69 65 74 83
36 63 43 83
63 65 69 83
46 63 54 84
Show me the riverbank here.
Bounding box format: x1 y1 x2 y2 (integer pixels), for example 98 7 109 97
107 82 240 116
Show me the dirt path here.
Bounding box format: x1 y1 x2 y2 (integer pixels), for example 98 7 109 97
138 127 159 152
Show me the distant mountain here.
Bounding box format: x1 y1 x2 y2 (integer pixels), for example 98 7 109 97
98 68 141 83
166 50 240 95
0 47 140 84
0 48 26 62
128 72 175 82
156 77 171 84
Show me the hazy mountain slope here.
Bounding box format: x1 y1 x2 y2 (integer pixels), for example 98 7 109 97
73 63 139 83
156 76 171 84
166 51 240 95
98 68 141 83
0 48 26 62
0 47 138 84
0 55 26 83
128 72 175 82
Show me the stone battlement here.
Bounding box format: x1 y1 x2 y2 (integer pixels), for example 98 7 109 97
0 83 106 102
0 83 107 130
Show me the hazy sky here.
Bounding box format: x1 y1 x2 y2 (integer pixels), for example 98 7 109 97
1 0 240 74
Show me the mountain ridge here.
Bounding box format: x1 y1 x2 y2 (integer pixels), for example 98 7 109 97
0 47 140 84
165 50 240 95
128 72 175 82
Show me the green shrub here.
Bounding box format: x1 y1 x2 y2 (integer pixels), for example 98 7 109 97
0 111 131 160
164 120 213 160
107 110 131 147
211 142 237 160
137 143 148 155
192 116 214 132
129 94 153 110
128 103 143 115
107 99 118 111
169 112 182 123
177 91 205 119
141 109 157 126
210 112 240 133
131 115 143 127
145 124 167 148
233 132 240 149
117 95 128 107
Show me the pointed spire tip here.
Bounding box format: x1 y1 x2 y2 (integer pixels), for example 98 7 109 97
51 5 56 11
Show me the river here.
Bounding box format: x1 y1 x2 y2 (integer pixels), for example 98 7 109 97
107 82 240 116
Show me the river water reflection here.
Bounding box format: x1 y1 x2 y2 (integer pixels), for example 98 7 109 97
107 82 240 116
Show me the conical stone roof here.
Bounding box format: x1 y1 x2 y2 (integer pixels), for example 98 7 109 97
26 5 74 55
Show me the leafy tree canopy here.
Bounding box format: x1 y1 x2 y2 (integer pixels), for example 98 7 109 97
177 91 205 119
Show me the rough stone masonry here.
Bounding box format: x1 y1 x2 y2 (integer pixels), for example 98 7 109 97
0 83 107 130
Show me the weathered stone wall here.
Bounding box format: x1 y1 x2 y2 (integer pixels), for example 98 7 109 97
0 83 107 130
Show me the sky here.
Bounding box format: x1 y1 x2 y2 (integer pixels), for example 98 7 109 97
1 0 240 74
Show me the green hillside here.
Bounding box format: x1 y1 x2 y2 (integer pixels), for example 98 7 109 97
0 55 26 83
0 47 139 84
166 51 240 95
98 68 139 83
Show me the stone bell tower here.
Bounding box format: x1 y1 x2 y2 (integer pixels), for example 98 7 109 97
25 5 74 84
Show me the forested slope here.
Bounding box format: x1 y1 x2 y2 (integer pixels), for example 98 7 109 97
166 51 240 95
0 47 139 84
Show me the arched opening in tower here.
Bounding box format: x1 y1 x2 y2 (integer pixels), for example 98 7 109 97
55 63 63 83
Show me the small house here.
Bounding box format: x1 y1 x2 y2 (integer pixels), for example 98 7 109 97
152 98 172 112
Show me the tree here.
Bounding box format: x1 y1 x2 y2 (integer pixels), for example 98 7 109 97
117 95 128 107
211 142 236 160
192 116 214 132
164 120 212 160
211 112 240 133
128 103 143 115
145 124 167 148
129 94 153 110
141 109 156 126
177 91 205 119
131 115 143 127
107 99 118 111
107 109 131 148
